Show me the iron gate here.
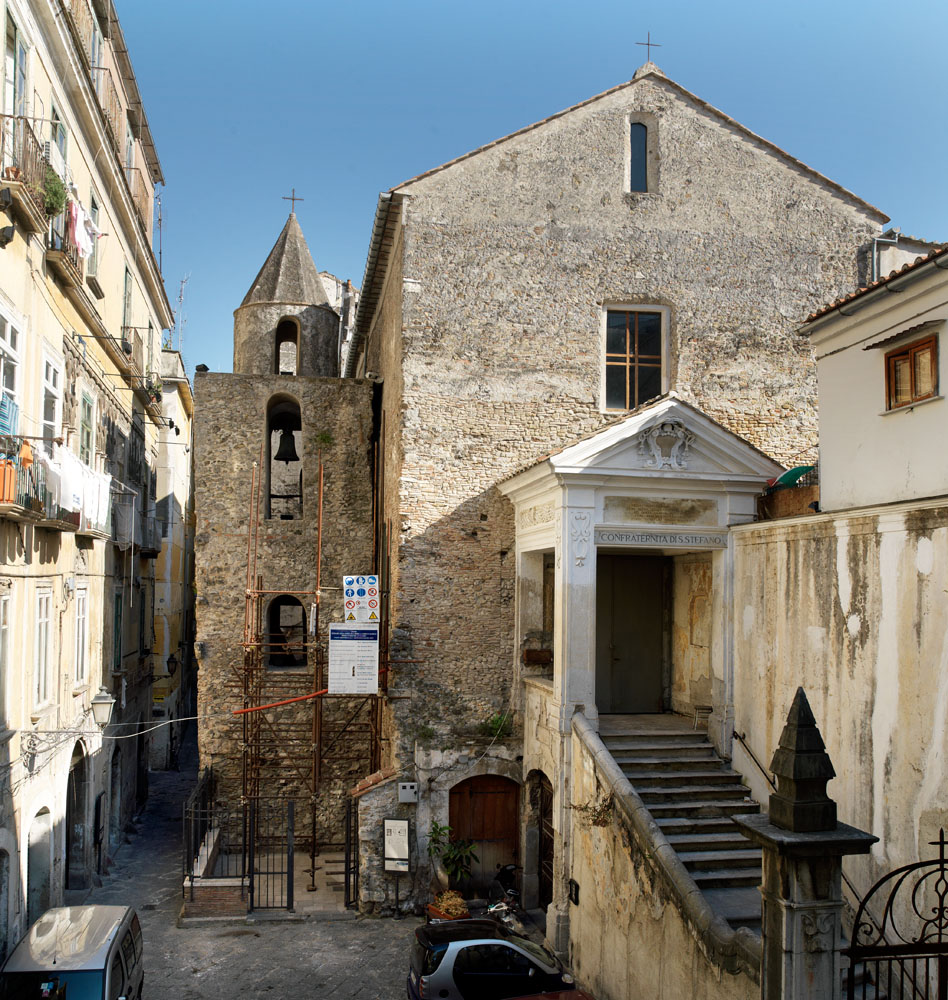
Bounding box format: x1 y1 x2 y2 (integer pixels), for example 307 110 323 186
182 772 296 912
344 797 359 909
248 799 294 911
845 828 948 1000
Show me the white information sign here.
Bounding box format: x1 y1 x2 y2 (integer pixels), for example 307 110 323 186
328 623 379 694
384 818 410 873
342 574 380 623
594 529 727 549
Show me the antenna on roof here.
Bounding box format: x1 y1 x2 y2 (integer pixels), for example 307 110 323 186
173 274 190 353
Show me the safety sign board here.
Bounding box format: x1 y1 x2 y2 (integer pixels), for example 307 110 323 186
328 623 379 694
342 575 379 622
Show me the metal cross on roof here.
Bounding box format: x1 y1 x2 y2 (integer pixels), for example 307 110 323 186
636 32 662 62
282 188 304 212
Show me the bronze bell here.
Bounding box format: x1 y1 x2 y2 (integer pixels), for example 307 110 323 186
274 428 299 463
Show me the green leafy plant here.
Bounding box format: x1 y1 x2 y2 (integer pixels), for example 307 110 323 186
427 821 479 883
478 711 512 739
44 167 67 217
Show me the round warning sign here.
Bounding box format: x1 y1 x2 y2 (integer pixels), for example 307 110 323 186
367 587 378 597
368 599 378 608
344 577 355 586
345 600 355 609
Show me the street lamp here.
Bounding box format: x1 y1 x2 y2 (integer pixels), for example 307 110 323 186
166 652 178 676
90 687 116 729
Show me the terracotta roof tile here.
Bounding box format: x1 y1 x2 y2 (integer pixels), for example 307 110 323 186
805 245 948 325
349 766 398 799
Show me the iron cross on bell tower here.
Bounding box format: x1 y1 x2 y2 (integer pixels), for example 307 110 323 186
282 188 304 213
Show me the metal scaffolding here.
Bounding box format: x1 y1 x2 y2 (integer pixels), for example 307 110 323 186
216 447 385 889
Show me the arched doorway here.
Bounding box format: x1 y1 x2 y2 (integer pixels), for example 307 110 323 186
26 809 51 924
65 743 89 889
522 770 554 911
109 749 122 849
449 775 519 892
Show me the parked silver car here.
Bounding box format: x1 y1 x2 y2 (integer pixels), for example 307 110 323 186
0 906 144 1000
408 919 574 1000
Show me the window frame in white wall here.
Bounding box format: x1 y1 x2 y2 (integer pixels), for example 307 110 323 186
42 353 62 455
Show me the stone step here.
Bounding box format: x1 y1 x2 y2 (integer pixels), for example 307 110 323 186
611 751 721 767
647 800 759 819
666 832 759 853
702 887 761 931
657 816 748 837
621 769 740 787
689 866 762 889
601 733 712 748
678 849 762 872
638 783 751 804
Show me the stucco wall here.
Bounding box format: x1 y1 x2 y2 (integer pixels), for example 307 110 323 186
569 726 757 1000
730 501 948 904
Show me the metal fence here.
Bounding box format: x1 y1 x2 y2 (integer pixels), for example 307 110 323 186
182 771 296 911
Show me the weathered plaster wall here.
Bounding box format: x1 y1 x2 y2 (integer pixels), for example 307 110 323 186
570 726 757 1000
193 373 375 841
671 553 713 715
364 69 883 752
730 501 948 904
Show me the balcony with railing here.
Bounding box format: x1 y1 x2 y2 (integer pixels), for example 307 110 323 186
0 437 92 531
0 116 49 232
90 66 125 155
62 0 95 69
46 212 84 287
124 165 153 238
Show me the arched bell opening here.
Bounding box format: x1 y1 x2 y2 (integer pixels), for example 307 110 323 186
267 395 302 520
265 595 308 670
274 318 300 375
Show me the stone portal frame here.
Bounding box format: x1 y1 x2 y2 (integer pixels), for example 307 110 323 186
500 395 783 747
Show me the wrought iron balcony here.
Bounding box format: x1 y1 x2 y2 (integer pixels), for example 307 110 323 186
90 66 125 155
124 165 153 238
62 0 96 70
0 437 78 528
46 216 84 287
0 116 49 232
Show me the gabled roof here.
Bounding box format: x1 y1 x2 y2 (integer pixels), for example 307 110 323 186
240 213 331 308
803 244 948 327
391 63 887 221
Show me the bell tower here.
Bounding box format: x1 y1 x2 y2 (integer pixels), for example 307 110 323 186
233 212 339 377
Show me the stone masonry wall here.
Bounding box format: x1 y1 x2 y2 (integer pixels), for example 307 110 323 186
365 70 885 748
193 372 375 845
233 302 339 377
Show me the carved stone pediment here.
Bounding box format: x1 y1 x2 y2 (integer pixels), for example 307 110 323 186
636 419 695 470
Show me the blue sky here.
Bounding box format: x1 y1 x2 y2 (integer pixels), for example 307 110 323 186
117 0 948 376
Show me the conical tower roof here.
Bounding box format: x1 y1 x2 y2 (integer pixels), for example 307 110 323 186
240 213 330 308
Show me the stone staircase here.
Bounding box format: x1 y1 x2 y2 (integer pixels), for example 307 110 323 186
600 717 763 933
599 716 891 996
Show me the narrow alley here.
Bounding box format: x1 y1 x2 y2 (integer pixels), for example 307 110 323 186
82 729 417 999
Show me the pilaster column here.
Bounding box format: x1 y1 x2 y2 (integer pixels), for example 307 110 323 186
735 688 876 1000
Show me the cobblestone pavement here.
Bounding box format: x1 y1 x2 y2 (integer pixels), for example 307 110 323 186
87 730 419 1000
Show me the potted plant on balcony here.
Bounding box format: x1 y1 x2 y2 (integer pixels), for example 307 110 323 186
44 168 66 218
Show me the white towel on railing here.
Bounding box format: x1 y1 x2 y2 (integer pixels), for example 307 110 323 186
59 448 82 511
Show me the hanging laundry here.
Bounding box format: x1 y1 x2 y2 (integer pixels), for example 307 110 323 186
18 438 33 468
0 395 18 437
59 447 82 512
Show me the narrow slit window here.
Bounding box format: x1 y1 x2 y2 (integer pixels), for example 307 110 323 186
630 122 648 193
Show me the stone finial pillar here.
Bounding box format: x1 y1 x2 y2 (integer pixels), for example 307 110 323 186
734 688 877 1000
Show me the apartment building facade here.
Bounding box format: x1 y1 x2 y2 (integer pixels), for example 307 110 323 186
0 0 178 955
